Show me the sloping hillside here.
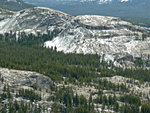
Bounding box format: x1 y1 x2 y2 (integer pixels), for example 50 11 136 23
45 15 150 67
0 7 72 34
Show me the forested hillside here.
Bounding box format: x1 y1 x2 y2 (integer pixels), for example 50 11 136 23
0 1 150 112
0 32 150 112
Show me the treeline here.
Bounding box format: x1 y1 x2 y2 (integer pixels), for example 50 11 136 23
120 103 150 113
0 29 60 47
1 31 150 113
16 89 41 102
1 32 150 83
98 79 128 92
51 87 95 113
0 85 43 113
94 91 119 112
0 84 12 101
120 94 141 106
1 100 43 113
0 42 101 82
115 67 150 82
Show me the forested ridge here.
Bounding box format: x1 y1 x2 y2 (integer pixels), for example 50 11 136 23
0 32 150 112
0 40 150 83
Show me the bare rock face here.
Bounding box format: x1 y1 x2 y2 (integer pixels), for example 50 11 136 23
0 8 14 20
0 68 53 91
0 68 55 112
0 7 150 67
45 15 150 66
0 7 73 34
